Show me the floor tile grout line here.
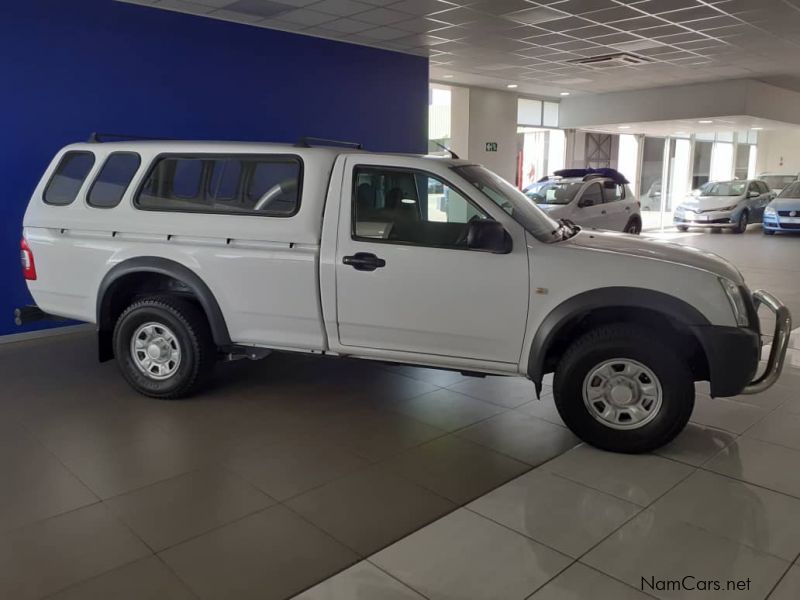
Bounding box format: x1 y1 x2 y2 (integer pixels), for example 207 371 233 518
694 462 800 503
152 553 203 600
521 560 661 600
364 560 435 600
462 505 589 560
279 435 581 600
567 461 699 564
764 561 799 600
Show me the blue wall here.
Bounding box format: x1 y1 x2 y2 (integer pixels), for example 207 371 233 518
0 0 428 337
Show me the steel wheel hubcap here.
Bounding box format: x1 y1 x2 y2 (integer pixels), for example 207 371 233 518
582 358 663 430
131 322 181 380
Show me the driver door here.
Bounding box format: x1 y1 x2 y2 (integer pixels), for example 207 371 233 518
574 182 609 229
332 156 530 364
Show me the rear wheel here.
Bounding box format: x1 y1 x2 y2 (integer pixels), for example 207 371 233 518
553 324 694 453
113 295 216 399
623 217 642 234
734 211 748 234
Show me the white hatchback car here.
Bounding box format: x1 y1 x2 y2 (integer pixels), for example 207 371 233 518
524 169 641 233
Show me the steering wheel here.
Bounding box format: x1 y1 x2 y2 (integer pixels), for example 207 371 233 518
254 184 283 211
454 214 483 246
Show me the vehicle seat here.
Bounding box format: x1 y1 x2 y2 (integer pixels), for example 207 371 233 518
356 183 376 220
554 187 570 203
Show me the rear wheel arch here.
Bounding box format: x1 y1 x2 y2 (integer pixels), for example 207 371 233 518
528 287 711 393
96 257 231 361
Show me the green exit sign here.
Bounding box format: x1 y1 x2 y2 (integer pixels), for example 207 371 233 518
485 142 498 152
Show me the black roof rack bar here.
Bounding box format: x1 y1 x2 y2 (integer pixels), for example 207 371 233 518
88 132 176 143
432 141 460 160
295 137 363 150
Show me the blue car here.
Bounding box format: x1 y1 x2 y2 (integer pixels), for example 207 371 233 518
763 181 800 235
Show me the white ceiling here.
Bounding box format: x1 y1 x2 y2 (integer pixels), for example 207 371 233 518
581 115 800 136
119 0 800 98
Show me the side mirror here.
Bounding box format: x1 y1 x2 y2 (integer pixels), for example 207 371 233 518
579 197 595 208
747 191 760 198
467 220 512 254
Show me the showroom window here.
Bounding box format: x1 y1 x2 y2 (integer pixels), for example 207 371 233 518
517 98 559 128
136 155 302 216
43 151 96 206
352 166 487 247
87 152 141 208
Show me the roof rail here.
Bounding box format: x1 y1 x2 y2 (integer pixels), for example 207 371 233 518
553 168 629 185
295 137 363 150
88 132 174 143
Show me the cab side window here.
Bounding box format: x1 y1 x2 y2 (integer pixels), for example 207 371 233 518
747 181 760 196
353 166 487 248
580 182 604 207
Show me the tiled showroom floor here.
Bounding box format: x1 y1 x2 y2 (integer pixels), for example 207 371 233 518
1 227 799 600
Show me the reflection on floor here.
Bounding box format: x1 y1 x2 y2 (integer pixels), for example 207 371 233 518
0 224 797 600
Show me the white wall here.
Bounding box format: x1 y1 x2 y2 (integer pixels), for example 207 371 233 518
755 129 800 175
449 85 470 160
466 87 519 183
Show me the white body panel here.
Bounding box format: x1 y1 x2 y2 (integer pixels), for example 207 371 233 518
24 140 745 377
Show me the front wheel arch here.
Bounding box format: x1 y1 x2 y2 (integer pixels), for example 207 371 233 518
528 288 710 393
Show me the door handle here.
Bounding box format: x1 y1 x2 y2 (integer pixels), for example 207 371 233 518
601 210 607 215
625 206 631 211
343 252 386 272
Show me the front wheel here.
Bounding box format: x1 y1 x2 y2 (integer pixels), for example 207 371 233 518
113 295 216 399
734 211 748 234
764 229 776 236
553 324 694 453
676 225 689 232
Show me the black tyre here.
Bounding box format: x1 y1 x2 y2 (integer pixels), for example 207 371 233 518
676 225 689 232
623 217 642 235
113 295 216 399
734 211 748 234
553 324 694 453
764 229 776 236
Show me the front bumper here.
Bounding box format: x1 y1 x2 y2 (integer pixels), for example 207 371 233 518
742 290 792 395
693 290 791 397
763 215 800 232
674 210 738 228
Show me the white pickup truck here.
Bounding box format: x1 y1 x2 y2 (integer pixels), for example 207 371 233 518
20 137 791 453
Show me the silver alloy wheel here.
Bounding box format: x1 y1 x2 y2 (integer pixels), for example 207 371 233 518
582 358 663 430
130 321 182 380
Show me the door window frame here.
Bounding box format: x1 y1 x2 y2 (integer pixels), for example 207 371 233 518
350 164 493 251
579 181 605 207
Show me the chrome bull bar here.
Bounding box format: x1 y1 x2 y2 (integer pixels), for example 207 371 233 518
741 290 792 395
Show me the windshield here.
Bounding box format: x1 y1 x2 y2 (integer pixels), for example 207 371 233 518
698 181 746 197
453 165 568 243
524 181 582 205
779 181 800 198
763 175 797 190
